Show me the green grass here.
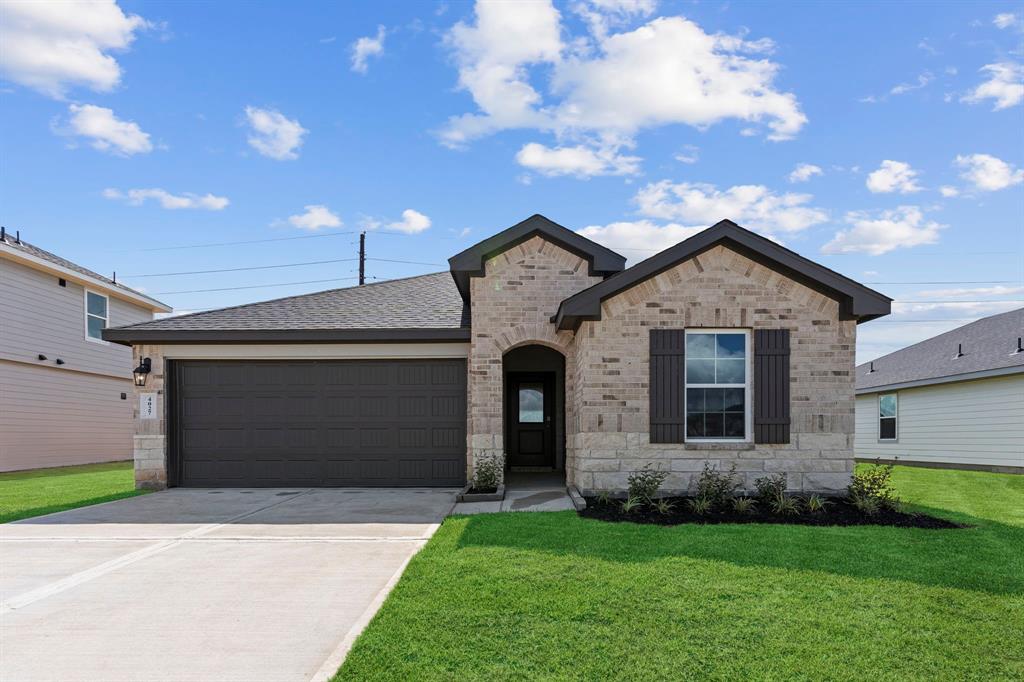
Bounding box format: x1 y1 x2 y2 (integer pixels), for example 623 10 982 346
336 466 1024 681
0 461 147 523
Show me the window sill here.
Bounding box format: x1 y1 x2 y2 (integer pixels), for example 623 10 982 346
684 441 755 451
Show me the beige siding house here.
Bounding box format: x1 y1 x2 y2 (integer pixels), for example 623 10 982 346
104 216 890 493
0 232 171 471
855 308 1024 473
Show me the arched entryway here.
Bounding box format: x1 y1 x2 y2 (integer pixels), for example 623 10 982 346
502 345 566 478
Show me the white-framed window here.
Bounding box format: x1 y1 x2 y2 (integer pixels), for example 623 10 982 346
878 393 897 441
685 329 751 441
85 290 109 343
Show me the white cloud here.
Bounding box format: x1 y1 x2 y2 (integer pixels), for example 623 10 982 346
993 12 1020 30
890 71 933 95
287 205 341 230
576 219 703 262
939 185 959 197
350 25 386 74
961 62 1024 110
674 144 699 164
103 187 228 210
634 180 828 234
515 141 640 177
954 153 1024 191
440 4 805 174
788 163 822 183
62 103 152 155
385 209 432 234
865 160 922 194
0 0 149 99
244 106 307 160
822 206 944 255
914 285 1024 299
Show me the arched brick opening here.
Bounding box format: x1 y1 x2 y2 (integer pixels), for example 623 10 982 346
502 344 567 479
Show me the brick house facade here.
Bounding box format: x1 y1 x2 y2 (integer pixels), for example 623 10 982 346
106 215 890 493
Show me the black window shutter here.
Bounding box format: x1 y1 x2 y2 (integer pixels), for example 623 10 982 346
650 329 685 443
754 329 791 444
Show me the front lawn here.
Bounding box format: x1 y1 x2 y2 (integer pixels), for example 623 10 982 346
336 466 1024 680
0 461 146 523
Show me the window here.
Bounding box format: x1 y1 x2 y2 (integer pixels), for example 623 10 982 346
85 291 108 342
878 393 897 440
685 330 750 440
519 383 544 423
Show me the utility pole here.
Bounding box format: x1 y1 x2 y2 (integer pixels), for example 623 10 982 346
358 231 366 285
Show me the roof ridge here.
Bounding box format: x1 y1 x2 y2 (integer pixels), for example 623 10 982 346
115 270 450 330
856 306 1024 369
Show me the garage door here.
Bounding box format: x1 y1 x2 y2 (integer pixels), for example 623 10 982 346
171 360 466 487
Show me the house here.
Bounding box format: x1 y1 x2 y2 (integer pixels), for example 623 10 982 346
103 215 891 493
0 229 171 471
854 308 1024 473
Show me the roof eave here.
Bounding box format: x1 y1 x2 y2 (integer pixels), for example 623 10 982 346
102 327 472 346
856 364 1024 394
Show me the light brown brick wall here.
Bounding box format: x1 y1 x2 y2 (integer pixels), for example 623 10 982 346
569 244 857 494
467 235 603 481
131 344 167 489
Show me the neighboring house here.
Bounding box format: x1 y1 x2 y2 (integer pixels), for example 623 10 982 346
104 215 891 493
0 230 171 471
854 308 1024 473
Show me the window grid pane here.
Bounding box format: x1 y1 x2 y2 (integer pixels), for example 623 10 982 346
87 292 107 318
87 315 105 339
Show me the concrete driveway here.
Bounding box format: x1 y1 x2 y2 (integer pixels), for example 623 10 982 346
0 488 457 682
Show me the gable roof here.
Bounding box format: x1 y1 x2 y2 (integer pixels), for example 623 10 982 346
103 271 469 344
553 219 892 330
856 307 1024 394
448 214 626 301
0 232 171 312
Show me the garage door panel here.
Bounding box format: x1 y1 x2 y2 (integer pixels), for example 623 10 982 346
175 360 466 487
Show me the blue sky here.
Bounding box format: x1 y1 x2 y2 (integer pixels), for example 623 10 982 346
1 0 1021 362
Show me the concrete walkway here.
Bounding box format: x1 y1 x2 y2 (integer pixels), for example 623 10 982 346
0 488 456 682
452 472 576 514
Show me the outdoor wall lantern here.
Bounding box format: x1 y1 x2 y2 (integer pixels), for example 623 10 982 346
133 358 152 387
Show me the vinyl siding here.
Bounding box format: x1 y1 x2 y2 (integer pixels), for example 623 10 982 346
0 256 152 379
0 361 133 470
855 374 1024 469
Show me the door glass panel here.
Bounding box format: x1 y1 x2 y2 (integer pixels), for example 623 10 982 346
519 383 544 423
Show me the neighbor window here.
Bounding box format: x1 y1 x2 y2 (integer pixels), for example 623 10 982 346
878 394 897 440
85 291 108 341
685 330 750 440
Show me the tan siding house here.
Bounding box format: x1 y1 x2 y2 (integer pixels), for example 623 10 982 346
0 234 171 471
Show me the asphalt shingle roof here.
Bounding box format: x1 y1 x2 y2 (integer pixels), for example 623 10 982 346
111 271 469 332
856 307 1024 392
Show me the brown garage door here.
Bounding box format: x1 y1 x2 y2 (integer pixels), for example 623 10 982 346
170 359 466 487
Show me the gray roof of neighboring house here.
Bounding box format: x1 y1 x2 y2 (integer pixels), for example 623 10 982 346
856 307 1024 393
0 232 170 311
104 271 470 344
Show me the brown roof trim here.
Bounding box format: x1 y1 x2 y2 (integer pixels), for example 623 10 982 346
102 327 472 346
448 214 626 301
553 219 892 330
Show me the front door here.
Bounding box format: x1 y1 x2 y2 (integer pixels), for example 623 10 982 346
506 372 555 468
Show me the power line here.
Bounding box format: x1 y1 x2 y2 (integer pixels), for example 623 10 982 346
367 257 446 266
126 257 358 278
895 299 1024 304
126 230 357 252
865 281 1021 285
153 276 359 295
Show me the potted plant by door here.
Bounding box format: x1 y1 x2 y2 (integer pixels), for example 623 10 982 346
457 453 505 502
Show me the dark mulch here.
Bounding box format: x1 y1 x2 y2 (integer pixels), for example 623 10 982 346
580 497 966 529
467 487 498 495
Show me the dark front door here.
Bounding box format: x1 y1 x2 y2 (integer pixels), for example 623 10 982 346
171 359 466 487
506 372 554 468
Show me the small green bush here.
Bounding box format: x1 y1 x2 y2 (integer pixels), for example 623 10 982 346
595 490 613 506
731 496 757 515
754 473 787 503
693 462 741 510
627 464 669 503
652 498 676 515
770 494 802 516
805 493 832 513
472 453 502 491
687 496 713 515
621 496 645 514
850 492 880 517
849 460 901 510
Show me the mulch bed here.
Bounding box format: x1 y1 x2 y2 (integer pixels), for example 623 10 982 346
580 497 966 529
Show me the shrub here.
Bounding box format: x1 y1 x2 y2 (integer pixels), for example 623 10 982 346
848 460 901 510
627 464 669 503
732 497 757 515
805 493 832 514
472 453 502 491
595 490 613 506
652 498 676 515
754 473 788 504
693 462 741 510
621 496 645 514
850 493 880 517
770 494 802 516
687 496 713 515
